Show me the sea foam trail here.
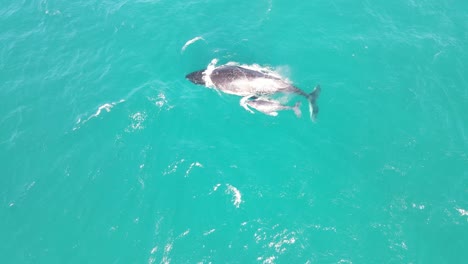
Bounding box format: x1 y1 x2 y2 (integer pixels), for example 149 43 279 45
73 99 125 131
181 36 204 52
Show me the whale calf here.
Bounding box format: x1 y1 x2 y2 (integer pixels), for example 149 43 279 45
241 96 302 117
186 61 320 120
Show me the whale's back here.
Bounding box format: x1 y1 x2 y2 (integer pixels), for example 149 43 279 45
209 66 292 96
211 66 275 82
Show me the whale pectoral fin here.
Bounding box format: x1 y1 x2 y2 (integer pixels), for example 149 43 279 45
240 96 255 114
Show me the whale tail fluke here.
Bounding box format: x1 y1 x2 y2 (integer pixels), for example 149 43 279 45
307 85 321 121
292 101 302 118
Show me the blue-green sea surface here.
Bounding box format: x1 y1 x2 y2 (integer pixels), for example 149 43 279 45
1 0 467 263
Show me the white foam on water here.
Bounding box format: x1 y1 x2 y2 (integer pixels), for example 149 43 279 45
401 241 408 250
208 183 221 195
268 229 297 254
412 203 425 210
181 36 204 52
225 184 242 208
203 229 216 236
125 111 147 132
185 162 203 177
45 10 61 16
148 245 158 264
254 228 267 243
73 99 125 130
456 208 468 216
178 229 190 238
308 224 337 232
26 181 36 191
274 65 292 79
93 103 112 116
163 159 185 176
203 58 218 88
161 242 173 264
155 92 167 108
148 92 173 114
150 246 157 254
263 256 276 264
255 225 299 258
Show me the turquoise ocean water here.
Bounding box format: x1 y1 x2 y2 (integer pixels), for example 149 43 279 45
1 0 467 263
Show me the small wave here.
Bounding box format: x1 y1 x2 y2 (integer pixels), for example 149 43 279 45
91 104 113 117
226 184 242 208
210 183 242 207
203 229 216 236
150 246 157 254
73 99 125 131
178 229 190 238
181 36 204 52
209 183 242 208
185 162 203 177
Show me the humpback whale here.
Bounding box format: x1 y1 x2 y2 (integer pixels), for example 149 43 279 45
186 61 321 120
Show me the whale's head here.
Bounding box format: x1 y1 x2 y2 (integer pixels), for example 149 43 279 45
186 70 206 85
